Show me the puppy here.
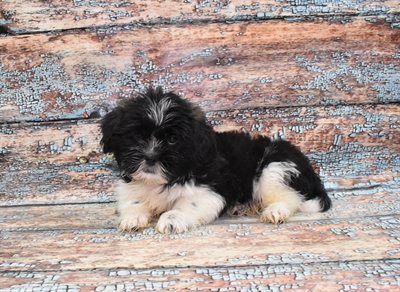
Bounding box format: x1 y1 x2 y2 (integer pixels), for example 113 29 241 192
100 87 331 234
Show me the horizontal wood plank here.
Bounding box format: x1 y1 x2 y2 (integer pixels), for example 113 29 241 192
2 0 400 33
1 183 399 231
0 119 116 205
0 203 118 232
1 214 399 272
1 260 399 291
1 19 399 122
1 103 399 205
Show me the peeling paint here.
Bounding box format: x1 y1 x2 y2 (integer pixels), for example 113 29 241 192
310 142 400 179
0 265 323 292
2 0 400 34
291 51 400 103
0 157 117 205
0 2 399 291
1 20 399 121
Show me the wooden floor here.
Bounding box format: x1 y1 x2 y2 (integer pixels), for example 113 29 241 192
1 195 400 291
1 0 400 291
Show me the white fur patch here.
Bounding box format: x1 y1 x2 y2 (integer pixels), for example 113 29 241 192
143 136 161 157
131 164 167 185
156 183 225 234
116 180 225 233
147 98 174 126
253 161 303 223
299 199 322 213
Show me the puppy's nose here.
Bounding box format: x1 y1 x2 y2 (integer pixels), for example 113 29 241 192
144 154 159 166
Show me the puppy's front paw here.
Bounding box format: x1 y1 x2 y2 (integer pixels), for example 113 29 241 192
118 213 150 232
261 202 291 224
156 210 194 234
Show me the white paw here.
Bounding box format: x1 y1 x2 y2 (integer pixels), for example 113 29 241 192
156 210 194 234
118 213 150 232
261 202 291 224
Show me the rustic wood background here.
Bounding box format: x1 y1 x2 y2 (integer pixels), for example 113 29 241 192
1 1 399 291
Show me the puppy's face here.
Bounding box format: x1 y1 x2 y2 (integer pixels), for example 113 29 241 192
101 87 216 184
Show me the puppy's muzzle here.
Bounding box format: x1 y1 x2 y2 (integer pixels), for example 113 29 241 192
141 153 161 174
144 153 160 166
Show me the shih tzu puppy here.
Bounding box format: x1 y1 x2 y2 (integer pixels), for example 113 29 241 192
101 87 331 234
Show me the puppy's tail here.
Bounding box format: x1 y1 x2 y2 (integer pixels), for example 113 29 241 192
318 192 333 212
299 197 331 213
299 185 332 213
315 181 332 212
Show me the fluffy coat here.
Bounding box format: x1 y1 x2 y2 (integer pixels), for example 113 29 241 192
101 87 331 234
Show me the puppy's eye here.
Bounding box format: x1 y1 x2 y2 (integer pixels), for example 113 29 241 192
167 135 178 145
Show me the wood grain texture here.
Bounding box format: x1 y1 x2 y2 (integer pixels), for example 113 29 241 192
1 1 399 290
0 203 118 231
1 19 399 122
1 214 399 272
1 185 399 231
1 260 399 291
0 118 114 205
1 0 400 33
1 104 399 205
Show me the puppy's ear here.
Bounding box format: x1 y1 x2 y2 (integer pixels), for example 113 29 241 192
100 109 122 154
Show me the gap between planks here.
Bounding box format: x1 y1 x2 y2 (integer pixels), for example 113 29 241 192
2 0 400 33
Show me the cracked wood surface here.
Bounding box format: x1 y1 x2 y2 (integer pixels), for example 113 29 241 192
0 18 399 122
2 0 400 33
1 260 398 291
1 0 400 291
1 215 400 272
1 104 399 205
1 204 400 290
0 186 399 231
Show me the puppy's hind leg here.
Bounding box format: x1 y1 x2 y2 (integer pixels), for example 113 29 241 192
156 184 225 234
254 162 303 224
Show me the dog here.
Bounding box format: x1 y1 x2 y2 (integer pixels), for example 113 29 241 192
100 87 332 234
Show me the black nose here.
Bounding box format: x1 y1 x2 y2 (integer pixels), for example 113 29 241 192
144 154 159 166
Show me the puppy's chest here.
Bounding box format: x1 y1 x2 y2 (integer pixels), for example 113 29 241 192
129 181 198 213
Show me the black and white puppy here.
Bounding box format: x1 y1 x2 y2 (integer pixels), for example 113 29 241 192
101 87 331 234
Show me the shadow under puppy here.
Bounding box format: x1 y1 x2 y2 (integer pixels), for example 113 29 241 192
101 87 332 234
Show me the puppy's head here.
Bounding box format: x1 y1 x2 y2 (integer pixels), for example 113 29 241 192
101 87 216 184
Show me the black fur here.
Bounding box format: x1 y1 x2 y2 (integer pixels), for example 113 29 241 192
101 87 331 215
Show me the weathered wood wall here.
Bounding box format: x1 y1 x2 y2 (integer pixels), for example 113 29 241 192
1 1 399 205
1 0 399 291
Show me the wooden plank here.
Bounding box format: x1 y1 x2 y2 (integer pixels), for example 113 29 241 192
0 203 118 231
2 0 399 33
1 260 399 291
1 19 399 122
1 103 399 205
1 214 399 272
0 184 399 231
0 119 116 205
